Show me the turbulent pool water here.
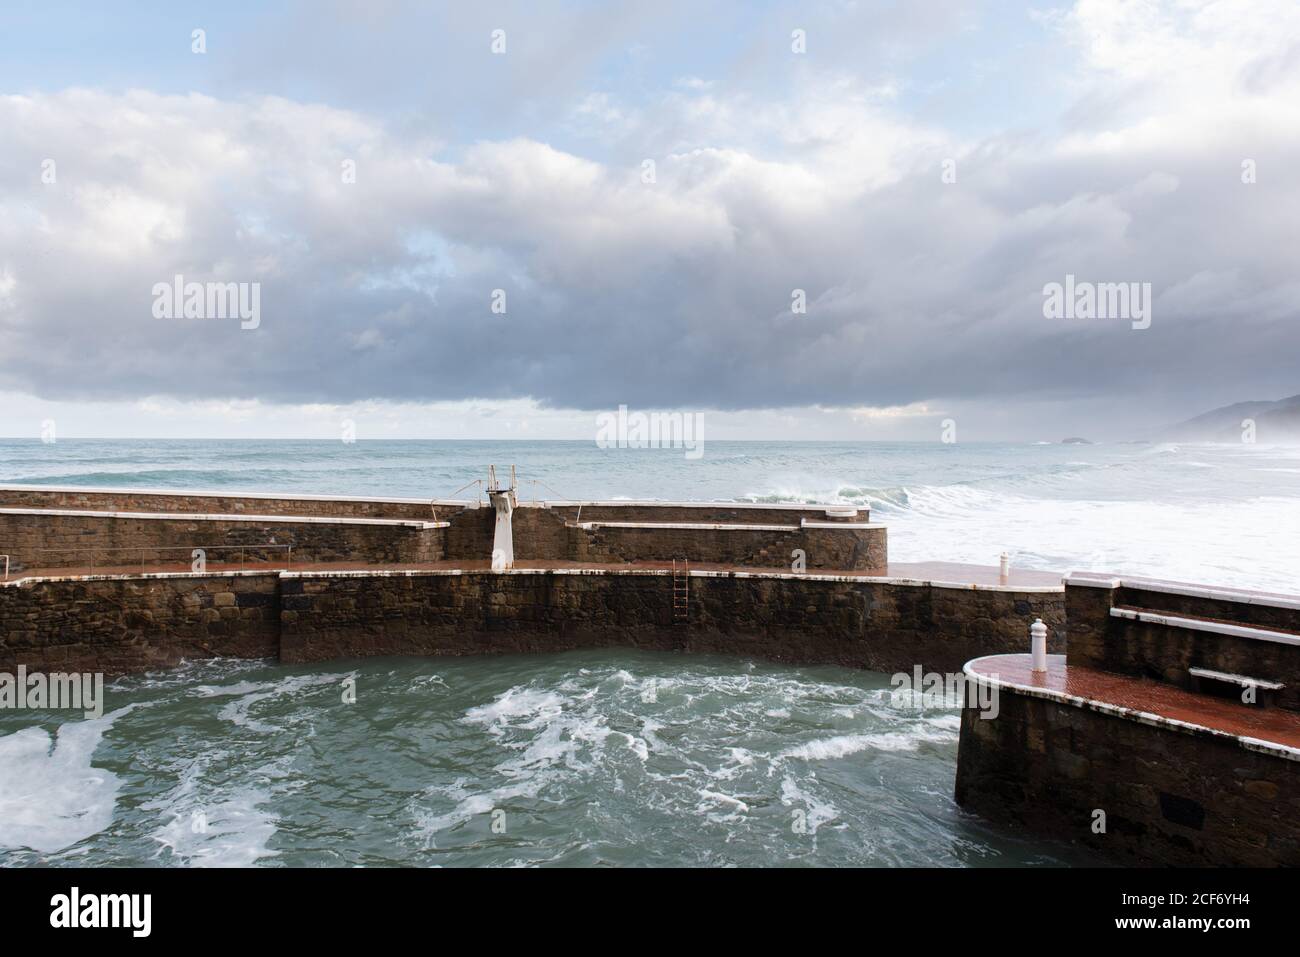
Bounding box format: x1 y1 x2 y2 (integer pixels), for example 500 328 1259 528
0 651 1100 867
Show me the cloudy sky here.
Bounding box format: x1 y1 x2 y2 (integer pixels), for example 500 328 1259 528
1 0 1297 440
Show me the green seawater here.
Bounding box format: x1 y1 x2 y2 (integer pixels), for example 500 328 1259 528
0 649 1100 867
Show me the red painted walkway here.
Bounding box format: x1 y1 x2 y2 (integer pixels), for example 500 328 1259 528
968 653 1300 750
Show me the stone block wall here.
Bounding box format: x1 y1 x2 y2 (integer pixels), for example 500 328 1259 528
441 505 495 560
0 573 281 674
802 525 888 572
0 487 867 527
1066 580 1300 711
511 506 572 560
0 487 437 519
0 511 443 572
1 568 1062 677
279 571 1058 674
954 687 1300 866
565 523 887 572
432 502 885 571
0 489 882 573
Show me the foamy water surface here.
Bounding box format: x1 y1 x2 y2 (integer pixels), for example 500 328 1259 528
0 652 1101 867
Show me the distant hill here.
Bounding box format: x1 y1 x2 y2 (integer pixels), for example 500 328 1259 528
1165 394 1300 443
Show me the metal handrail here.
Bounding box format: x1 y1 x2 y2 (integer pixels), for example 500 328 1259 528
438 478 484 507
521 476 584 522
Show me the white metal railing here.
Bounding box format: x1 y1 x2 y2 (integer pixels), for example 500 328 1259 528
520 476 585 522
437 479 484 511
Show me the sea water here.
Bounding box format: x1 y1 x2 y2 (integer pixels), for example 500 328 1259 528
1 438 1295 866
0 652 1105 867
3 438 1297 590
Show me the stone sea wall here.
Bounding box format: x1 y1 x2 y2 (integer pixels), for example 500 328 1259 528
0 572 282 674
0 486 438 519
1067 580 1300 711
0 510 444 572
0 486 864 526
0 488 885 573
566 522 886 571
954 687 1300 866
0 568 1063 677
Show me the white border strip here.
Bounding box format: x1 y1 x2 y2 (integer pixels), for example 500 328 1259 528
1188 666 1284 691
573 521 799 532
266 566 1061 592
571 520 885 532
1110 606 1300 647
1 565 1063 593
800 520 886 529
1065 571 1300 610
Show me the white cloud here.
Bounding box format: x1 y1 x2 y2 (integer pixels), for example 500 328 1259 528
1 1 1298 441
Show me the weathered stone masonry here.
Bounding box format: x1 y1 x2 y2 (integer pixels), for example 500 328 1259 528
0 486 886 573
0 510 445 570
1 569 1063 677
0 486 1052 697
278 569 1060 671
1066 578 1300 710
0 572 282 675
954 686 1300 866
955 575 1300 866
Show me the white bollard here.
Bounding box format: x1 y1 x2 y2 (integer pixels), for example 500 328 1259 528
999 551 1010 585
1030 618 1048 673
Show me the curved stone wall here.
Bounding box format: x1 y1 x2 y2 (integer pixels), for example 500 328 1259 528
0 568 1063 677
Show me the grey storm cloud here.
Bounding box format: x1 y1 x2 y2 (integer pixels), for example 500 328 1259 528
1 0 1299 416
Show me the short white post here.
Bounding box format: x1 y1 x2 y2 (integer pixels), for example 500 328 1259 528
999 551 1010 585
1030 618 1048 673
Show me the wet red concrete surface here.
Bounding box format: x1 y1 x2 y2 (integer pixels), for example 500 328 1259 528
5 558 1062 586
969 654 1300 750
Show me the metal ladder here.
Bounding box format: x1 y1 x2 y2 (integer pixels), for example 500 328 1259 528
671 559 689 623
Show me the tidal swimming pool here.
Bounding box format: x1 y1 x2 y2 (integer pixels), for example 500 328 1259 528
0 648 1100 867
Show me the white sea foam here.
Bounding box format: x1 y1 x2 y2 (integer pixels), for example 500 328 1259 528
410 777 545 849
886 484 1300 593
0 705 137 853
192 680 267 698
210 673 345 733
780 721 957 761
779 776 838 833
150 791 279 867
414 684 618 846
733 443 1300 593
617 732 650 762
143 747 282 867
462 687 567 731
695 788 750 821
926 713 962 731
